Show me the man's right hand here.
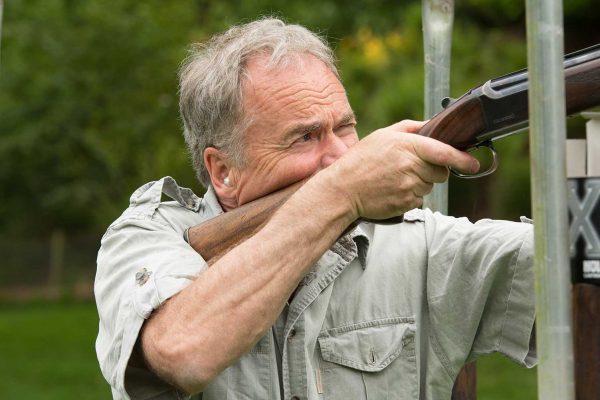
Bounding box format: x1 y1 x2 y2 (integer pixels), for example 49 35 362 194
314 119 481 222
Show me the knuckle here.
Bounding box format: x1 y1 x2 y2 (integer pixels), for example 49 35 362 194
411 197 423 210
423 183 434 195
433 166 450 182
401 174 419 190
400 193 420 210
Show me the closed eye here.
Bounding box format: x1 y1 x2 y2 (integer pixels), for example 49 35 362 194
335 122 357 136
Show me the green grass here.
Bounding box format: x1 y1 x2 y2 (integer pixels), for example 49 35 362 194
477 353 537 400
0 302 537 399
0 302 111 399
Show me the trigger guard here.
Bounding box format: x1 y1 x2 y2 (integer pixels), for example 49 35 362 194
450 142 498 179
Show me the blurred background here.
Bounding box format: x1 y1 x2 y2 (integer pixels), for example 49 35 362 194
0 0 598 398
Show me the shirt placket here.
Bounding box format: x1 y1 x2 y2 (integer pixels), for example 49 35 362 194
281 237 360 400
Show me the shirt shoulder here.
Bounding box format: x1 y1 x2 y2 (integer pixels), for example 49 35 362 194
104 176 222 237
95 177 221 397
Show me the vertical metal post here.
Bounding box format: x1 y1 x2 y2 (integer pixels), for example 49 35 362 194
423 2 476 399
0 0 4 68
422 0 454 214
525 1 575 399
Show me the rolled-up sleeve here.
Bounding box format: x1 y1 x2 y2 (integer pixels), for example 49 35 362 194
95 178 212 399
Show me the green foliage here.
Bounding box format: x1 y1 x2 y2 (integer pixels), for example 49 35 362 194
0 0 199 233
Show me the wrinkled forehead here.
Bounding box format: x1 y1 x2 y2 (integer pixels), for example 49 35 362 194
237 52 349 146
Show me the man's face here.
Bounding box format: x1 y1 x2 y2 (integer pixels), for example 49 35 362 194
230 53 358 206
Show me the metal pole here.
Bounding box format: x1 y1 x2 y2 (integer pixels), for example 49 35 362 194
0 0 4 69
525 0 575 399
422 2 477 399
422 0 453 214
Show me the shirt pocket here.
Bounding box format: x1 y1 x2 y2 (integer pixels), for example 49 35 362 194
317 317 418 400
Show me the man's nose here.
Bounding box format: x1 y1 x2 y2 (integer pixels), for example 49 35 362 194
320 133 350 168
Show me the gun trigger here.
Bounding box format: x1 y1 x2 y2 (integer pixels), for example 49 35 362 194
449 142 499 179
441 97 456 109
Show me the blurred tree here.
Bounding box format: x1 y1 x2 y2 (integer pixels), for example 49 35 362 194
0 0 199 234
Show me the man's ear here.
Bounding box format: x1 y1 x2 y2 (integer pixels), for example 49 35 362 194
204 147 238 210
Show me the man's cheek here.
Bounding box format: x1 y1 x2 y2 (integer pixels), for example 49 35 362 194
294 158 323 177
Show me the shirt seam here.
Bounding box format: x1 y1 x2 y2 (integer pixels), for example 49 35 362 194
318 316 416 336
496 232 524 352
428 327 456 380
104 213 175 239
497 227 535 363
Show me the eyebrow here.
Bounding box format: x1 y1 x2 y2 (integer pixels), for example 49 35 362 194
283 110 356 141
336 111 357 127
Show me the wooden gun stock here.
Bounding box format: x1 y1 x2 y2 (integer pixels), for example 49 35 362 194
185 180 403 262
186 44 600 262
186 179 304 262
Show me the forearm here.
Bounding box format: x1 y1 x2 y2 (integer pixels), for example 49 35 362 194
141 170 356 393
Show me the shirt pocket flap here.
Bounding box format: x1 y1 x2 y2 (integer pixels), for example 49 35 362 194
318 317 415 372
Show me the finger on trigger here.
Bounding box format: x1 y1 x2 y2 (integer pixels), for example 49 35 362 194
415 136 480 174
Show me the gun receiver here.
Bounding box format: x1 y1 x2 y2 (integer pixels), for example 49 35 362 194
186 44 600 261
418 44 600 177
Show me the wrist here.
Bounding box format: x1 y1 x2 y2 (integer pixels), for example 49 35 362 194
307 166 360 224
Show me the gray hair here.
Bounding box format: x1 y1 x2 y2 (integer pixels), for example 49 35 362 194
179 17 339 187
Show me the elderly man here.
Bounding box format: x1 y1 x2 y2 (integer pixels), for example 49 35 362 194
96 18 535 400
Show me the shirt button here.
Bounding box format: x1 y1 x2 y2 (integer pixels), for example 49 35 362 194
135 268 152 286
288 328 297 341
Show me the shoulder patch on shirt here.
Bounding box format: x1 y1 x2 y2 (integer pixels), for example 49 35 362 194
402 208 426 223
129 176 201 212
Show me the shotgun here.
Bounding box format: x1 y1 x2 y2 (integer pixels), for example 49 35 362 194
185 44 600 262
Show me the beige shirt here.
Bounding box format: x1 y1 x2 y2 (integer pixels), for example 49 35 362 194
95 176 536 400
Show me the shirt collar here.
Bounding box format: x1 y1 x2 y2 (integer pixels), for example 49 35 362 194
201 185 225 217
351 223 372 269
331 222 372 269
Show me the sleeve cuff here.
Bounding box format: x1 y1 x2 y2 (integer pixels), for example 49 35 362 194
498 227 537 367
133 270 203 319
